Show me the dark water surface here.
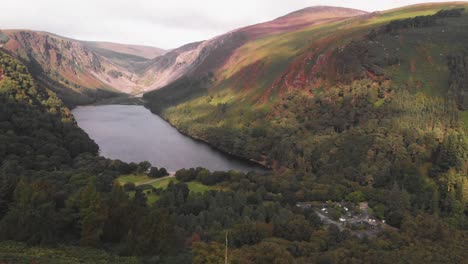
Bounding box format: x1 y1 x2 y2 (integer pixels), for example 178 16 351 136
73 105 263 172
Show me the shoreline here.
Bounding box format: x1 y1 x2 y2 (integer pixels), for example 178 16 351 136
154 111 272 172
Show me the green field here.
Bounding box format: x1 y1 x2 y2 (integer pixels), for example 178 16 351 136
117 174 223 204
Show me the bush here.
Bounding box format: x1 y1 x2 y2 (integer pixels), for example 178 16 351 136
159 168 169 177
148 167 169 178
346 191 365 204
198 171 228 186
176 168 197 182
136 161 151 174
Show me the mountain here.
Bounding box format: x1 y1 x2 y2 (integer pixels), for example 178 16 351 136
1 3 468 263
84 41 165 59
144 1 468 221
142 6 367 105
0 30 167 106
241 6 367 38
0 7 366 102
142 5 468 256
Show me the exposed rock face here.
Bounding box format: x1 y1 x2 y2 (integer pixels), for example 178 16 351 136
1 30 140 93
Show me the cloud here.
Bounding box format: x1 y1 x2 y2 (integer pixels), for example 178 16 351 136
0 0 456 49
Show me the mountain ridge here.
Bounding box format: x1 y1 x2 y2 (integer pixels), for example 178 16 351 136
83 41 166 59
0 6 369 99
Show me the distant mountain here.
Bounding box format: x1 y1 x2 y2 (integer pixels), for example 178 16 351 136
0 30 167 105
0 30 125 105
84 41 166 59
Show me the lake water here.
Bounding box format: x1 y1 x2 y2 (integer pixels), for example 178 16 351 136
73 105 263 172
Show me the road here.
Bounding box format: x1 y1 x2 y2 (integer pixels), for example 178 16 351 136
314 209 345 231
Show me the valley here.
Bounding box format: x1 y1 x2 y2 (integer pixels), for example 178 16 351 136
0 2 467 263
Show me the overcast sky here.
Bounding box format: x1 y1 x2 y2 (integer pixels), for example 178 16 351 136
0 0 457 49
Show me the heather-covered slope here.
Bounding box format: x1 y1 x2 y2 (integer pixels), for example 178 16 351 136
146 3 468 108
0 7 366 104
145 2 468 146
142 6 366 105
241 6 366 39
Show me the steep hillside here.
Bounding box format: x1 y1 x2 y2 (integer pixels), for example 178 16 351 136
0 7 366 104
0 30 166 105
144 3 468 231
135 41 205 94
0 50 182 259
0 30 116 105
241 6 366 38
143 6 366 101
146 2 468 144
0 50 98 160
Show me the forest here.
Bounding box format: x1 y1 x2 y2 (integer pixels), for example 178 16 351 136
382 8 465 34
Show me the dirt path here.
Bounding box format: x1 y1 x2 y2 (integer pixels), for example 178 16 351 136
137 172 176 186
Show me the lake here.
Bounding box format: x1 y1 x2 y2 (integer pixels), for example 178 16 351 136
72 105 263 172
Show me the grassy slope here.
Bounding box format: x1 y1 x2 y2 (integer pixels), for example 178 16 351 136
159 3 468 135
214 4 457 98
230 2 467 98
